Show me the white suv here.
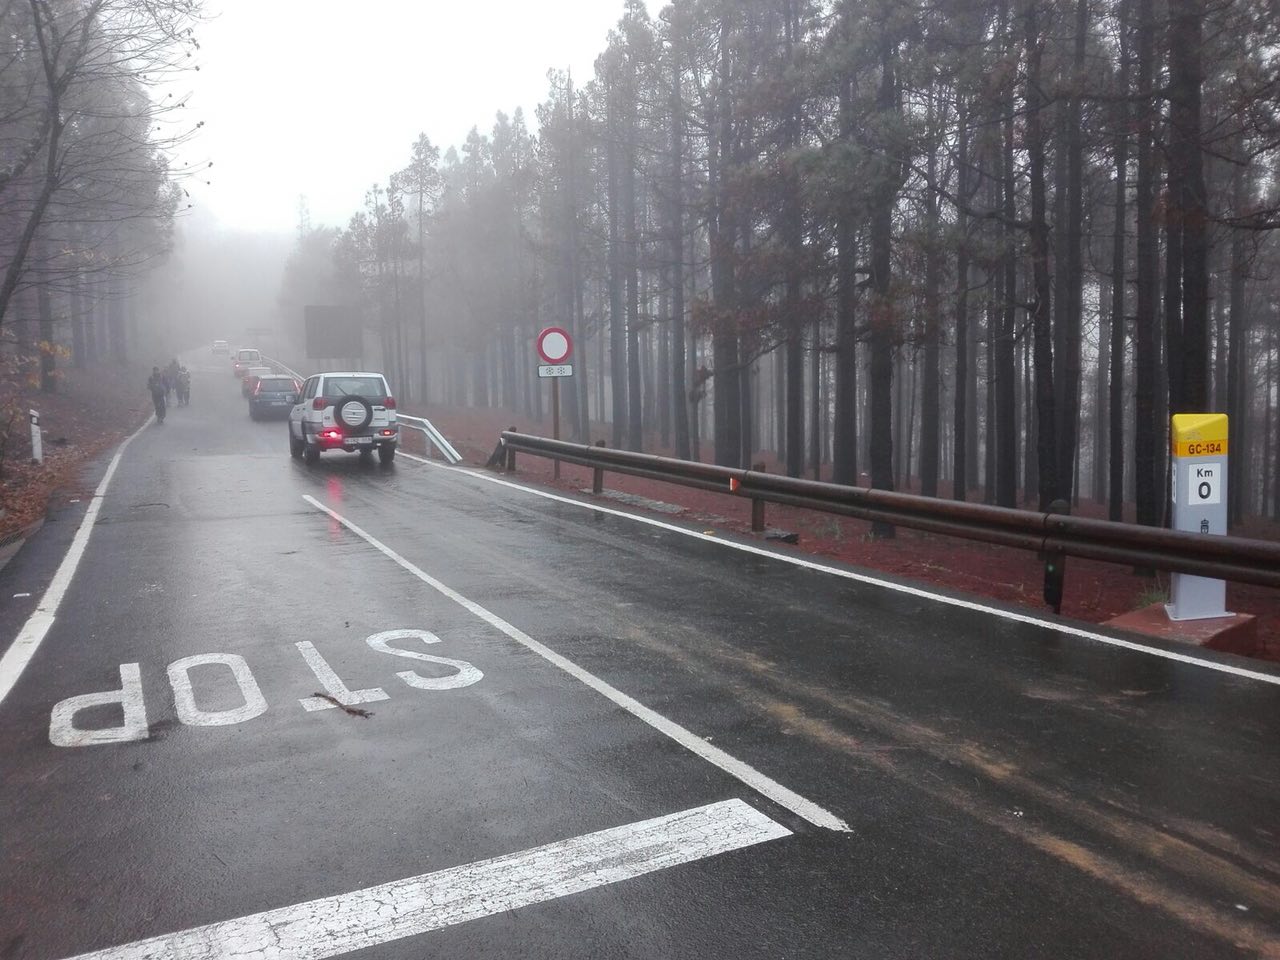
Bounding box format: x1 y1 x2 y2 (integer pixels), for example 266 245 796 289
289 371 399 465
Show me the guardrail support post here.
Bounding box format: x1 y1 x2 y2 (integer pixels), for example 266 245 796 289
505 426 517 472
592 440 606 494
1043 499 1069 614
750 462 766 532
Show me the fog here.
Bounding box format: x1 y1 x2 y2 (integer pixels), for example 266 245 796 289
176 0 649 234
144 209 292 356
150 0 651 356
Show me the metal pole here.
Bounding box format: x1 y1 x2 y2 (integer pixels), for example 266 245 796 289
552 378 561 481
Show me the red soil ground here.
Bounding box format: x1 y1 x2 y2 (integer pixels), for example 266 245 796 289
403 403 1280 663
0 362 152 540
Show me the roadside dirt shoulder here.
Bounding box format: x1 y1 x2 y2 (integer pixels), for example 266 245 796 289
1 363 151 542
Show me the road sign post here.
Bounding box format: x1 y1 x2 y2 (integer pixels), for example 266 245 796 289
1167 413 1229 621
536 328 574 481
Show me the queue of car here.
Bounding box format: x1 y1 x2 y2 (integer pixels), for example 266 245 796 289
217 340 399 465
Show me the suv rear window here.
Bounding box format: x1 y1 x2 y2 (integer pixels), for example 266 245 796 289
323 376 387 399
237 349 260 360
256 379 295 392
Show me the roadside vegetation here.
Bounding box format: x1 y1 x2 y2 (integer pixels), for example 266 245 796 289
280 0 1280 536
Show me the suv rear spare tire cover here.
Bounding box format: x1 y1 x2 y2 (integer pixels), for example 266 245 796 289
335 396 373 430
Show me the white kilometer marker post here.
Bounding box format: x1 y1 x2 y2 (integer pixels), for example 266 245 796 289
59 799 790 960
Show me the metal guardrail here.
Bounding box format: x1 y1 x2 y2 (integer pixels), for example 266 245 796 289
398 415 463 464
261 356 305 382
498 432 1280 598
261 356 462 465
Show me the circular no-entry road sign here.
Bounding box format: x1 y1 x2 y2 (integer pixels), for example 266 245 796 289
536 327 573 364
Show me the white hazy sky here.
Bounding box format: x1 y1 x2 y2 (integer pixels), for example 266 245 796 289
177 0 649 235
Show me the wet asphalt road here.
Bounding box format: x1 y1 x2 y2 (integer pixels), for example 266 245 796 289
1 357 1279 959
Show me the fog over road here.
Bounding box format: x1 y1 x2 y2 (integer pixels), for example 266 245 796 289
1 357 1278 959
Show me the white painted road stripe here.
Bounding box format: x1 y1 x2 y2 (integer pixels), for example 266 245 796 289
401 455 1280 689
63 798 789 960
0 415 154 706
302 493 849 832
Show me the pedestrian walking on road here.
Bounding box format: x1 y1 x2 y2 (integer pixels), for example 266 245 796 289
165 358 179 401
147 367 167 423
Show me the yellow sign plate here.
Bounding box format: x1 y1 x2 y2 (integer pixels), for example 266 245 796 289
1170 413 1228 457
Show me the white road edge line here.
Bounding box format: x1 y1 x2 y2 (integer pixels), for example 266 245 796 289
301 493 849 833
399 453 1280 688
0 414 154 706
63 797 790 960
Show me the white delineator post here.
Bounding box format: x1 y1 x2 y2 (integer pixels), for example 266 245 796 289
29 409 41 464
1167 413 1229 621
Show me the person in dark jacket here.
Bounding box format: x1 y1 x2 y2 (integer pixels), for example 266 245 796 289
147 367 167 422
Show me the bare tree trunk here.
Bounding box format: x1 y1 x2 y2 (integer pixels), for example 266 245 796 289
952 101 971 501
868 32 900 535
669 44 691 460
1272 334 1279 520
607 78 628 448
1166 0 1209 413
920 85 941 498
985 292 997 504
70 239 86 370
1024 0 1058 510
37 244 55 393
1096 279 1110 503
996 50 1018 508
1133 0 1159 526
1226 136 1250 526
1108 0 1129 520
657 298 670 449
810 319 821 479
1023 330 1035 502
1054 0 1087 502
710 18 742 467
832 66 858 485
624 99 643 451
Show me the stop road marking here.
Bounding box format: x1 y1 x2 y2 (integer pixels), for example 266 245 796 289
47 629 483 748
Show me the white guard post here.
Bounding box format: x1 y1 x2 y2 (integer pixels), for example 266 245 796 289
29 409 42 464
1166 413 1229 621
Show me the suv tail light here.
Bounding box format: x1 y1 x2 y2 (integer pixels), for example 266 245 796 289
253 381 263 395
384 396 396 409
312 397 327 410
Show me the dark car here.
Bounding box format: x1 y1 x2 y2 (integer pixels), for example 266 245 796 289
248 376 300 420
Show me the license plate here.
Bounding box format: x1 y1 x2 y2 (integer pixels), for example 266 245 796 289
348 436 372 445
